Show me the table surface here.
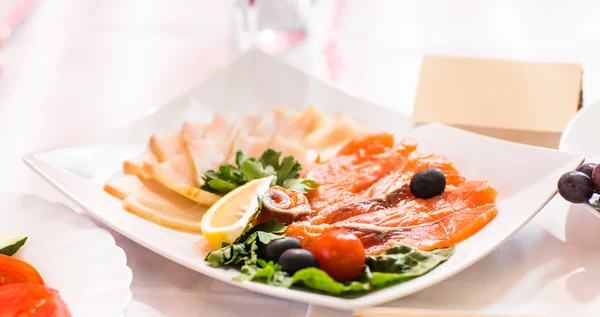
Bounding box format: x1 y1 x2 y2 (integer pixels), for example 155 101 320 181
2 1 600 316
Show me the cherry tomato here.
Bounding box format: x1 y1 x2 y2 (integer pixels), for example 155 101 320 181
311 229 365 281
0 254 44 286
0 284 71 317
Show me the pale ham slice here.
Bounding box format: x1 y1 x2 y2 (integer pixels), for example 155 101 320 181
104 174 144 200
187 138 234 184
203 114 236 140
183 114 238 184
122 178 207 232
226 132 272 166
150 132 185 162
143 153 221 206
251 108 302 138
302 114 369 162
123 151 158 179
105 107 371 234
285 106 329 139
268 135 318 166
234 114 262 136
181 122 207 145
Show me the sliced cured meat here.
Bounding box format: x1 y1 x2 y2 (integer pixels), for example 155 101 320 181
226 132 272 166
123 151 158 179
186 138 234 184
302 114 369 162
251 108 302 138
150 132 185 162
143 153 221 206
285 106 329 139
268 135 318 167
122 178 207 232
104 174 144 200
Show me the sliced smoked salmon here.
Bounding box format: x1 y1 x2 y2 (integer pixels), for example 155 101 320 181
286 134 498 255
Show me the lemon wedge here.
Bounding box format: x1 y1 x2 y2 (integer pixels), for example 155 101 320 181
201 176 274 249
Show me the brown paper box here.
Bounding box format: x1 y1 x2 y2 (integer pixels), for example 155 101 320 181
412 55 582 148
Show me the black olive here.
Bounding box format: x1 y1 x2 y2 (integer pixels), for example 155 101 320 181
409 168 446 199
278 249 319 275
264 237 301 262
558 171 594 204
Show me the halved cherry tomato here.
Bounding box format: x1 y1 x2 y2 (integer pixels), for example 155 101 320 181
0 254 44 286
0 284 71 317
311 229 365 281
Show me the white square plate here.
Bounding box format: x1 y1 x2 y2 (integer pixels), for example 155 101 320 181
24 50 583 310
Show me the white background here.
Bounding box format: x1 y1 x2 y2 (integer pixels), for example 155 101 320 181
2 1 600 316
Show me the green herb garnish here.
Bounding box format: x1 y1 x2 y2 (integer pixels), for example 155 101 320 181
201 149 319 195
205 220 287 267
205 224 455 296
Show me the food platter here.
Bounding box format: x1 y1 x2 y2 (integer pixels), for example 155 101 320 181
24 50 583 309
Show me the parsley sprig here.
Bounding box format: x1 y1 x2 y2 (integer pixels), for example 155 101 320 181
201 149 320 195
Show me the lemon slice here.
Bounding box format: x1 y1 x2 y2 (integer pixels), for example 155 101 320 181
201 176 274 249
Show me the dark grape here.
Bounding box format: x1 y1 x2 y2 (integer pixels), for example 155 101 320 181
592 164 600 191
264 237 301 262
577 163 597 179
410 168 446 199
278 249 319 275
557 171 594 204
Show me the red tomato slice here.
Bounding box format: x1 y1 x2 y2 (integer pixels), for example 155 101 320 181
0 284 71 317
0 254 44 286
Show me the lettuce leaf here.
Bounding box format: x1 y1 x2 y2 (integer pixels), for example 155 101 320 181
228 244 455 296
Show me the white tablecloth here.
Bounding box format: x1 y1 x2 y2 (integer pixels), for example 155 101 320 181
2 1 600 316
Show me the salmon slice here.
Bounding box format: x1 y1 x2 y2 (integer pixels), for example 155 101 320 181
305 136 416 215
354 203 498 254
143 153 221 206
363 150 466 200
150 132 185 162
285 134 498 254
287 200 497 254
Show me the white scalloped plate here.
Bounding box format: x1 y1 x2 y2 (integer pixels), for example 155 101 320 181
0 193 132 317
24 50 584 310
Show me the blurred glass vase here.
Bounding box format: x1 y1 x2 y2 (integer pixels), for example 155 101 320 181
234 0 312 54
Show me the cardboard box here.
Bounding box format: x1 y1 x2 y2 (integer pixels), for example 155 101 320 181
412 55 582 148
